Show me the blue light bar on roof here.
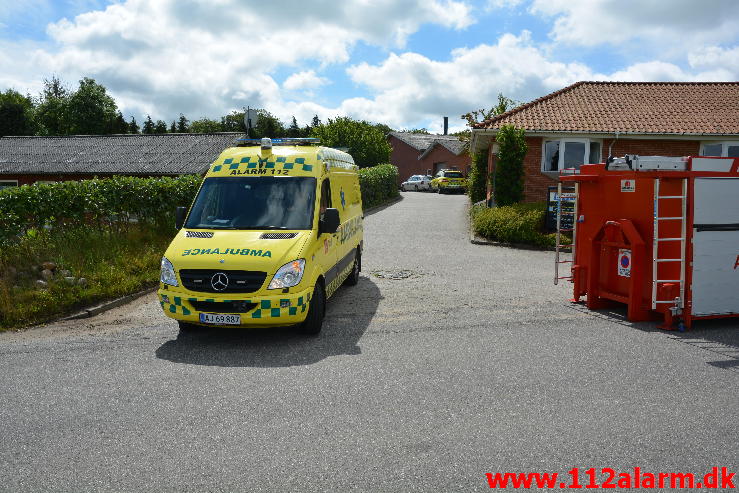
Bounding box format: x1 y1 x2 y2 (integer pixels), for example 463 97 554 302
236 137 320 146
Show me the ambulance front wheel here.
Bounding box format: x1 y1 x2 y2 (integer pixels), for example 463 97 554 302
344 248 361 286
299 284 325 336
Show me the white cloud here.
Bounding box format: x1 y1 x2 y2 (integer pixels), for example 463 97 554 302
283 71 329 91
487 0 524 9
0 0 473 122
334 30 739 133
688 45 739 74
342 32 598 130
529 0 739 53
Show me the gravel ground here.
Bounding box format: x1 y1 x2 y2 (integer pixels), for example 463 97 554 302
0 191 737 492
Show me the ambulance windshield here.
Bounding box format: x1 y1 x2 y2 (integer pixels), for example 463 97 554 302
185 176 317 230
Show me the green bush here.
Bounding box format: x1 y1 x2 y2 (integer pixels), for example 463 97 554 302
0 175 202 245
467 149 488 203
494 125 527 206
471 202 563 248
358 163 399 210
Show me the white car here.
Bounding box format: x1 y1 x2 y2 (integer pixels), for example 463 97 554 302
401 175 432 191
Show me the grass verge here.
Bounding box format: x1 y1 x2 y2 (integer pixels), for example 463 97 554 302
0 226 172 330
470 201 569 249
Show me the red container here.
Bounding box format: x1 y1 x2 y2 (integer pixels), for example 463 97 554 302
559 155 739 329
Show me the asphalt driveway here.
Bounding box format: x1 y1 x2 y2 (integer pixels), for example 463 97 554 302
0 191 737 492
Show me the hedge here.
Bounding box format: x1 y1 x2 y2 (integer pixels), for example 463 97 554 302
0 163 399 246
358 163 399 210
471 202 564 248
0 175 202 245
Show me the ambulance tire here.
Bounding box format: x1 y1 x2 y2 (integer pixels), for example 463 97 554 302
438 187 444 194
299 284 325 335
344 248 361 286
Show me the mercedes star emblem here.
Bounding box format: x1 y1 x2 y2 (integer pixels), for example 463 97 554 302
211 272 229 291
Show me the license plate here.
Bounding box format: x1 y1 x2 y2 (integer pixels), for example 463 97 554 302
199 313 241 325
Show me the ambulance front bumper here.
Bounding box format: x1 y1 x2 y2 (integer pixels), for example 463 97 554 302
157 285 313 327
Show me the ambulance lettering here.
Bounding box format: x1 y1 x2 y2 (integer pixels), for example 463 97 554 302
339 216 362 244
183 248 271 257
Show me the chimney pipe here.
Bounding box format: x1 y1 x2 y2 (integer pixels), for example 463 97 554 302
443 116 448 135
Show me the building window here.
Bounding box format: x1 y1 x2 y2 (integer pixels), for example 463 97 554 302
701 141 739 158
542 138 602 172
0 180 18 191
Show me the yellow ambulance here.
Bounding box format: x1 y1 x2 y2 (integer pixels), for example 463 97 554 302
158 138 363 335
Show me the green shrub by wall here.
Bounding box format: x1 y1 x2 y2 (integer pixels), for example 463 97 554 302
471 202 563 248
467 149 488 204
494 125 527 206
358 163 399 210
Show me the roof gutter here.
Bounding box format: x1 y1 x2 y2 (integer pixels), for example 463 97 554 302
469 129 497 154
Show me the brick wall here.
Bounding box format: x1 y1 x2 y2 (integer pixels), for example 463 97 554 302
603 138 699 159
487 137 702 203
388 135 470 184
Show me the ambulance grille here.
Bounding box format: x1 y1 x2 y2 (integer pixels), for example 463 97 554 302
179 269 267 293
185 231 214 238
190 300 258 314
260 232 298 239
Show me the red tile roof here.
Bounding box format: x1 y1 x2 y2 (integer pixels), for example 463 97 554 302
474 81 739 135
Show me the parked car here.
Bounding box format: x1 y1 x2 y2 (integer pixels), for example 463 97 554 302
401 174 432 191
430 169 467 194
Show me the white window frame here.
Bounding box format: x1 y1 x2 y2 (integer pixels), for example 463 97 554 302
700 141 739 157
0 180 18 190
541 137 602 173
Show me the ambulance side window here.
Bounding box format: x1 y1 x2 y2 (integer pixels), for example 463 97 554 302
320 178 332 215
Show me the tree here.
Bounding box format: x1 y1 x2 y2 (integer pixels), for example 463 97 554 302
191 117 224 133
461 93 519 127
252 110 285 138
494 125 527 206
311 115 321 127
311 116 391 168
0 89 36 136
177 113 190 133
128 116 140 134
287 116 300 137
142 115 155 134
66 77 119 135
402 128 429 134
35 76 70 135
154 120 168 134
169 121 176 133
113 111 128 134
221 111 245 132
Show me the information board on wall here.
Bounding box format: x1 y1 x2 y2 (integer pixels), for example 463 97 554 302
545 186 576 232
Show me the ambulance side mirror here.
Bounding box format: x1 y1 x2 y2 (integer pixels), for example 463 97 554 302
175 206 187 230
320 208 340 234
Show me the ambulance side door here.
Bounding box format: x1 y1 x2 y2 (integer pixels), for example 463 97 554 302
332 170 358 275
316 177 339 288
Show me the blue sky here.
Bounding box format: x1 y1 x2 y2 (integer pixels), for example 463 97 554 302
1 0 737 133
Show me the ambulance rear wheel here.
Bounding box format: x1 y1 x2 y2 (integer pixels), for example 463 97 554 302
344 249 361 286
300 284 325 335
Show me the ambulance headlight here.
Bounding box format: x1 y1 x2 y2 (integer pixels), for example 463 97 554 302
160 257 178 287
268 259 305 289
